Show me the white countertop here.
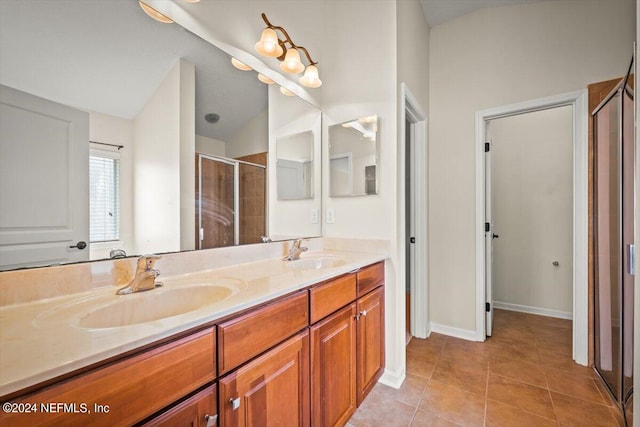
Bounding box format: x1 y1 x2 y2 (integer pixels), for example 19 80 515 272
0 250 386 397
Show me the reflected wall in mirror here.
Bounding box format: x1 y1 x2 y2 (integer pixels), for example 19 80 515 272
0 0 319 271
269 85 322 240
276 131 314 200
328 115 379 197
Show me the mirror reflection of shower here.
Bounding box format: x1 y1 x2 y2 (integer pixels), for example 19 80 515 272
196 154 266 249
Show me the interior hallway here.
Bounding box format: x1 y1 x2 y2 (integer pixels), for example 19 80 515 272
348 309 621 426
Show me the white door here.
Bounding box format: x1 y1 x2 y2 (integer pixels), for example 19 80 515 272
485 132 494 336
0 85 89 270
276 159 305 200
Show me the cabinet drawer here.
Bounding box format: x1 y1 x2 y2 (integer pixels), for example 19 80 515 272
310 274 357 324
217 291 308 375
0 328 216 427
142 384 217 427
357 262 384 296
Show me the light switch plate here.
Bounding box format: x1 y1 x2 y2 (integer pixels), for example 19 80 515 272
326 208 335 224
311 208 319 224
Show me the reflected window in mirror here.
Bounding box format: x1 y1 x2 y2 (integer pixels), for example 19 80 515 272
328 115 379 197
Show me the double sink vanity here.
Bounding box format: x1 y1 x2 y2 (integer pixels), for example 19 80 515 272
0 243 387 426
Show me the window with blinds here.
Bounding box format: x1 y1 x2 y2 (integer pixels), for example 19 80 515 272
89 149 120 243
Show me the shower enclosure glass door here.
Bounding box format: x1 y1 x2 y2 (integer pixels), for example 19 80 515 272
593 71 634 422
196 154 266 249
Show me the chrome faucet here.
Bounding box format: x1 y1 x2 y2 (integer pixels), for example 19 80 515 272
283 239 308 261
116 255 162 295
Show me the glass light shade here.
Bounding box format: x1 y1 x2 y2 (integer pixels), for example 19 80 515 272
139 1 173 23
299 65 322 88
280 87 295 96
280 48 305 74
255 28 283 57
184 0 201 2
231 57 252 71
258 74 275 85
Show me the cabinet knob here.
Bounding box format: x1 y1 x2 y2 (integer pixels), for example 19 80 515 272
360 310 368 317
204 414 218 427
229 397 241 411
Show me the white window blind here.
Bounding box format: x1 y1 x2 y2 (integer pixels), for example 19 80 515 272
89 149 120 243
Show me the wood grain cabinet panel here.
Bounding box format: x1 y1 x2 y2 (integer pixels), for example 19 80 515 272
218 330 310 427
310 303 357 427
356 286 385 406
142 384 217 427
0 328 216 427
217 291 308 375
356 262 384 297
309 274 357 324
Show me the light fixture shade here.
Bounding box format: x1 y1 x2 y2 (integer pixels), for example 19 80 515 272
184 0 201 2
255 28 283 57
280 48 305 74
231 57 252 71
280 87 295 96
139 1 173 23
299 65 322 88
258 74 275 84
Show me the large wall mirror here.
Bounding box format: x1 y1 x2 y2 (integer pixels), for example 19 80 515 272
0 0 322 271
328 115 379 197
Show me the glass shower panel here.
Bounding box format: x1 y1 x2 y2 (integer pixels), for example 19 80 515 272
622 88 634 402
594 91 621 400
238 163 266 245
197 156 236 249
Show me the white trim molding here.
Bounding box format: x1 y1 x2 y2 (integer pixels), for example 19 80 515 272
474 89 588 366
430 322 479 342
379 368 406 389
494 301 573 320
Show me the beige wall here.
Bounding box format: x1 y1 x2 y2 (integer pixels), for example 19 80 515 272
195 134 226 157
491 106 573 316
227 108 268 159
133 59 195 255
429 0 635 332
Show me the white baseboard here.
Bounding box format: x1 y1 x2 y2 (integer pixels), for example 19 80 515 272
430 322 480 341
494 301 572 320
379 368 405 389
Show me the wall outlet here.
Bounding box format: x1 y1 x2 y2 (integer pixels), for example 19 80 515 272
326 208 335 224
311 208 319 224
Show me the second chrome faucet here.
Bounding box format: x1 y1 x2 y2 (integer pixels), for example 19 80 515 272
283 239 308 262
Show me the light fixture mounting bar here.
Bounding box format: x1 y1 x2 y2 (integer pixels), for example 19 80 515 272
261 13 318 66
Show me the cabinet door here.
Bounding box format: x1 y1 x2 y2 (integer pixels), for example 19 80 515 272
142 384 218 427
219 330 310 427
356 287 385 406
311 303 357 427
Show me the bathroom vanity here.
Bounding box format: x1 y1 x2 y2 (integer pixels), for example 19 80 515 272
0 252 385 427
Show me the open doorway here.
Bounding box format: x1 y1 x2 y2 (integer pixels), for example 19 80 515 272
475 90 589 365
487 106 574 333
400 83 428 342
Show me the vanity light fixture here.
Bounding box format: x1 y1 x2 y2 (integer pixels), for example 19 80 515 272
138 1 173 23
255 13 322 88
258 74 275 85
231 57 252 71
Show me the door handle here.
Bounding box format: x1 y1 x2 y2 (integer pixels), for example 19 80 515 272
229 397 241 411
628 244 635 276
492 234 499 239
69 241 87 250
204 414 218 427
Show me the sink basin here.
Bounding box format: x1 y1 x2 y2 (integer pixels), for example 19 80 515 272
285 254 346 270
76 285 233 329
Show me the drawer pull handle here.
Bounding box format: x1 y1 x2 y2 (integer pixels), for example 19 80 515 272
229 397 241 410
205 414 218 427
355 310 368 320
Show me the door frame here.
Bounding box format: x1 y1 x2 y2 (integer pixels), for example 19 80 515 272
474 89 589 366
399 83 428 339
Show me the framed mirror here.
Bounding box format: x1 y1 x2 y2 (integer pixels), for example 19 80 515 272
0 0 321 271
328 115 379 197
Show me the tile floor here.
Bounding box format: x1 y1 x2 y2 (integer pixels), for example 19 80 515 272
348 309 624 427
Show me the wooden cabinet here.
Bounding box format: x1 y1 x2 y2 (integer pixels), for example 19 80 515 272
309 274 357 324
217 291 308 375
310 304 357 427
219 331 310 427
356 262 384 297
142 384 218 427
0 328 216 427
356 286 385 406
